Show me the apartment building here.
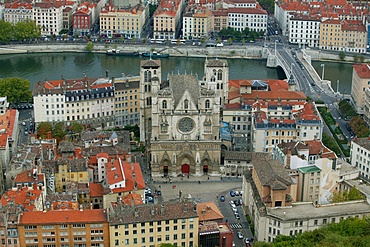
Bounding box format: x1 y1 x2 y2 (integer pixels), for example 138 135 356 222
242 153 370 242
63 7 73 31
153 0 185 39
350 137 370 180
183 9 213 39
33 77 115 129
199 221 233 247
212 9 228 33
100 4 148 39
53 158 89 193
114 75 140 126
18 209 109 246
224 79 322 152
289 13 321 48
3 2 33 24
73 2 96 36
319 19 367 54
365 89 370 126
227 7 267 33
33 2 64 36
352 63 370 114
108 201 199 247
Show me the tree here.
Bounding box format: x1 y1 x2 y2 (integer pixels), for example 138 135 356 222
339 51 346 60
350 116 370 138
0 20 13 43
359 55 365 63
53 122 67 141
37 122 52 139
85 41 94 52
0 77 32 104
69 122 83 134
13 20 41 41
331 186 364 203
354 54 358 63
227 37 233 45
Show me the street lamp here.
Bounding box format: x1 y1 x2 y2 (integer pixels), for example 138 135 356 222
321 64 325 82
275 40 278 56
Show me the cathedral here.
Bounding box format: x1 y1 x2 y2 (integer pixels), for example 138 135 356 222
139 59 229 177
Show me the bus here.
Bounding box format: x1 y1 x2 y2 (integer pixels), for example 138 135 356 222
170 39 186 45
150 38 165 44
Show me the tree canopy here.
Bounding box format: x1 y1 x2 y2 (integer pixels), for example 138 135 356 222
338 100 357 119
0 77 32 104
36 122 53 139
0 20 40 43
218 27 264 41
254 217 370 247
330 186 365 203
350 116 370 138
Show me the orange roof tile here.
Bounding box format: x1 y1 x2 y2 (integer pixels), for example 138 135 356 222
14 170 44 184
0 109 17 148
19 209 107 225
89 182 103 197
1 188 42 212
121 193 143 206
353 64 370 79
197 202 224 221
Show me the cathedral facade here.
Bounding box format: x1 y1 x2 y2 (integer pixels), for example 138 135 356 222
139 59 229 177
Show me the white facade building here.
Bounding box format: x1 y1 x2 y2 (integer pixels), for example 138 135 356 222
3 2 33 24
289 14 321 48
350 138 370 180
227 8 267 33
33 2 63 36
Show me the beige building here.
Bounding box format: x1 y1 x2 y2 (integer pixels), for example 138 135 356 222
319 19 367 54
212 9 228 33
140 59 228 177
242 153 370 243
100 4 148 39
114 75 140 126
153 0 185 39
183 9 213 39
109 201 199 247
352 63 370 114
3 2 33 24
365 89 370 126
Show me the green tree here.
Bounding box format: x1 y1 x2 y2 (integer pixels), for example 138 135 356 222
53 122 67 141
0 77 32 104
331 186 364 203
37 122 53 139
149 4 157 17
0 20 13 43
85 41 94 52
359 55 365 63
227 37 233 45
13 20 41 41
158 244 176 247
354 54 359 63
69 122 83 134
350 116 370 137
339 51 346 60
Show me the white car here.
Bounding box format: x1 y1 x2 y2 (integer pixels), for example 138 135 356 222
216 43 224 47
237 232 243 239
235 191 240 196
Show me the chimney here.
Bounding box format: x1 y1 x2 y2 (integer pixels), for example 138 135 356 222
160 205 164 215
79 204 83 211
286 148 292 169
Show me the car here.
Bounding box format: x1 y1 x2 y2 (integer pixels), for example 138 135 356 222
235 214 240 220
235 191 240 196
25 131 28 135
220 196 225 202
234 200 240 206
311 83 315 86
229 201 235 206
237 232 244 239
25 127 28 131
239 191 243 196
239 198 243 205
145 188 151 194
245 237 250 244
216 43 224 47
146 196 154 203
22 122 26 126
156 190 162 196
230 190 236 197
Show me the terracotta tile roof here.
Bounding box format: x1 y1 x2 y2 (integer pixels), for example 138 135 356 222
197 202 223 222
0 109 17 148
14 170 44 184
109 201 198 225
296 102 320 121
50 201 79 211
89 182 103 197
342 20 366 32
4 1 33 9
120 193 143 206
1 188 42 212
242 90 306 101
353 64 370 79
19 209 107 225
225 102 241 110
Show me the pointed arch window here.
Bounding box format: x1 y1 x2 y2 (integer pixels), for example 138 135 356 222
205 99 210 109
162 100 167 109
184 99 189 109
217 69 222 80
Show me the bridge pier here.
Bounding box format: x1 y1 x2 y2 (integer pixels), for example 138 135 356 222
267 53 278 68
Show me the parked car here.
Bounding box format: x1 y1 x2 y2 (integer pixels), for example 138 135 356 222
245 237 250 244
230 190 236 197
216 43 224 47
237 232 244 239
234 200 240 206
235 214 240 220
146 196 154 203
235 191 240 196
220 196 225 202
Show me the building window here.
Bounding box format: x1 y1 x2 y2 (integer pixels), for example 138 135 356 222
162 100 167 109
205 100 210 109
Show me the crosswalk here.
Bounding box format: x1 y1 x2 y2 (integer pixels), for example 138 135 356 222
229 223 242 229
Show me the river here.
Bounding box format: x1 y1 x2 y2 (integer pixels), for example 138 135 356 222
0 53 354 93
